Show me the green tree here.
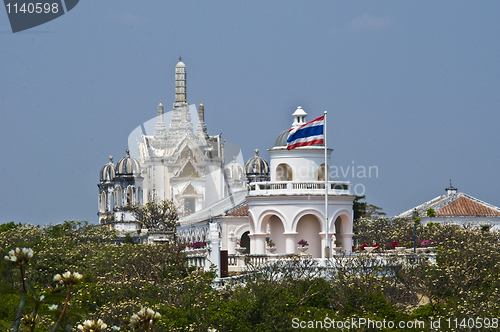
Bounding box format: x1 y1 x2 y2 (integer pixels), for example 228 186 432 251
131 200 178 232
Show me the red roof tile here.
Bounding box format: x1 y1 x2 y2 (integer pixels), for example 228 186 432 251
436 196 500 216
226 204 248 216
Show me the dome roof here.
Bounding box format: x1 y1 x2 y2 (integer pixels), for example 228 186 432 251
274 130 290 147
245 149 270 180
116 149 141 176
100 155 116 183
225 157 244 182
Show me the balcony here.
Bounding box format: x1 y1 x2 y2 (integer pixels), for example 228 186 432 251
248 181 351 196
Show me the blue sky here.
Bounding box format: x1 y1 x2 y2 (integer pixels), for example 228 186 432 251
1 1 499 225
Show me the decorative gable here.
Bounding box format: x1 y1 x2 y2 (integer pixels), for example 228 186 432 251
178 160 199 178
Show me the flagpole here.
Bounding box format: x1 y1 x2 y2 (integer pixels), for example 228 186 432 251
324 111 329 259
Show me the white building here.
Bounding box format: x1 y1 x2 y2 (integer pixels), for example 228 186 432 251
398 181 500 228
98 58 355 258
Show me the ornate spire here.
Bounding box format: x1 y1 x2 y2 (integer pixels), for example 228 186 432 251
153 101 167 141
198 101 204 122
175 58 186 103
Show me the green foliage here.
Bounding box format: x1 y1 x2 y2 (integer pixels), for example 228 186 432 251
354 217 417 246
0 222 18 234
353 196 386 222
3 221 500 331
426 208 436 218
131 200 178 232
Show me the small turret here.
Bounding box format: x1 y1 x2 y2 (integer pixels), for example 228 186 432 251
445 180 457 196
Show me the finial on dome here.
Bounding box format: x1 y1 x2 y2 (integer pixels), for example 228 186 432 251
126 148 130 156
179 56 182 61
109 155 113 163
255 149 259 156
233 156 236 161
200 100 203 104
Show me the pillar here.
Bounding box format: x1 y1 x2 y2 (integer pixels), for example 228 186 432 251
251 233 267 254
284 232 298 254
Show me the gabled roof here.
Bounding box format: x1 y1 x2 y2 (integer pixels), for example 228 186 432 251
399 192 500 218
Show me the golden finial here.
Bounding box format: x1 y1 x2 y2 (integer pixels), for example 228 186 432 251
179 56 182 61
200 100 203 104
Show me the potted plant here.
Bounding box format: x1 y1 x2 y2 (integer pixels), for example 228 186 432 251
191 241 206 250
361 242 379 253
334 241 342 253
235 239 246 253
266 238 276 253
297 239 309 252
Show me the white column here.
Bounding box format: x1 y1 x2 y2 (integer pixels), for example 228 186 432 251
319 233 332 258
252 233 267 254
284 233 298 254
339 233 354 253
208 223 220 276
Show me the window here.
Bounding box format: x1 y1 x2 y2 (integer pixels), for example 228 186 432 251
318 163 330 181
184 197 196 215
276 163 293 181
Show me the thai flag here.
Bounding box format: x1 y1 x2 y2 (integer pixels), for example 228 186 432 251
286 115 324 150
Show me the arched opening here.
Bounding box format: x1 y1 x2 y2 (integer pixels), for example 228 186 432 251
110 192 114 210
276 163 293 181
137 187 142 205
318 163 330 181
266 215 286 254
240 231 250 254
116 186 122 207
127 185 132 205
100 192 106 213
334 215 351 251
296 214 322 258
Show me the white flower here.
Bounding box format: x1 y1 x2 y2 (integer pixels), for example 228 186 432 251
4 248 33 266
48 304 58 311
39 295 44 301
53 271 83 286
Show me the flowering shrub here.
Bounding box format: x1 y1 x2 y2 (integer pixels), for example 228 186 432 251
191 241 206 249
266 238 275 247
420 239 436 247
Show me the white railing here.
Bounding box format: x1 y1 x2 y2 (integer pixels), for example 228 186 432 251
184 248 209 270
249 181 350 196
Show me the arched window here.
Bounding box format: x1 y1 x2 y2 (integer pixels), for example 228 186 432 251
116 186 122 207
137 187 142 205
110 192 114 210
127 185 132 205
240 231 250 254
318 163 330 181
276 163 293 181
100 192 106 213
